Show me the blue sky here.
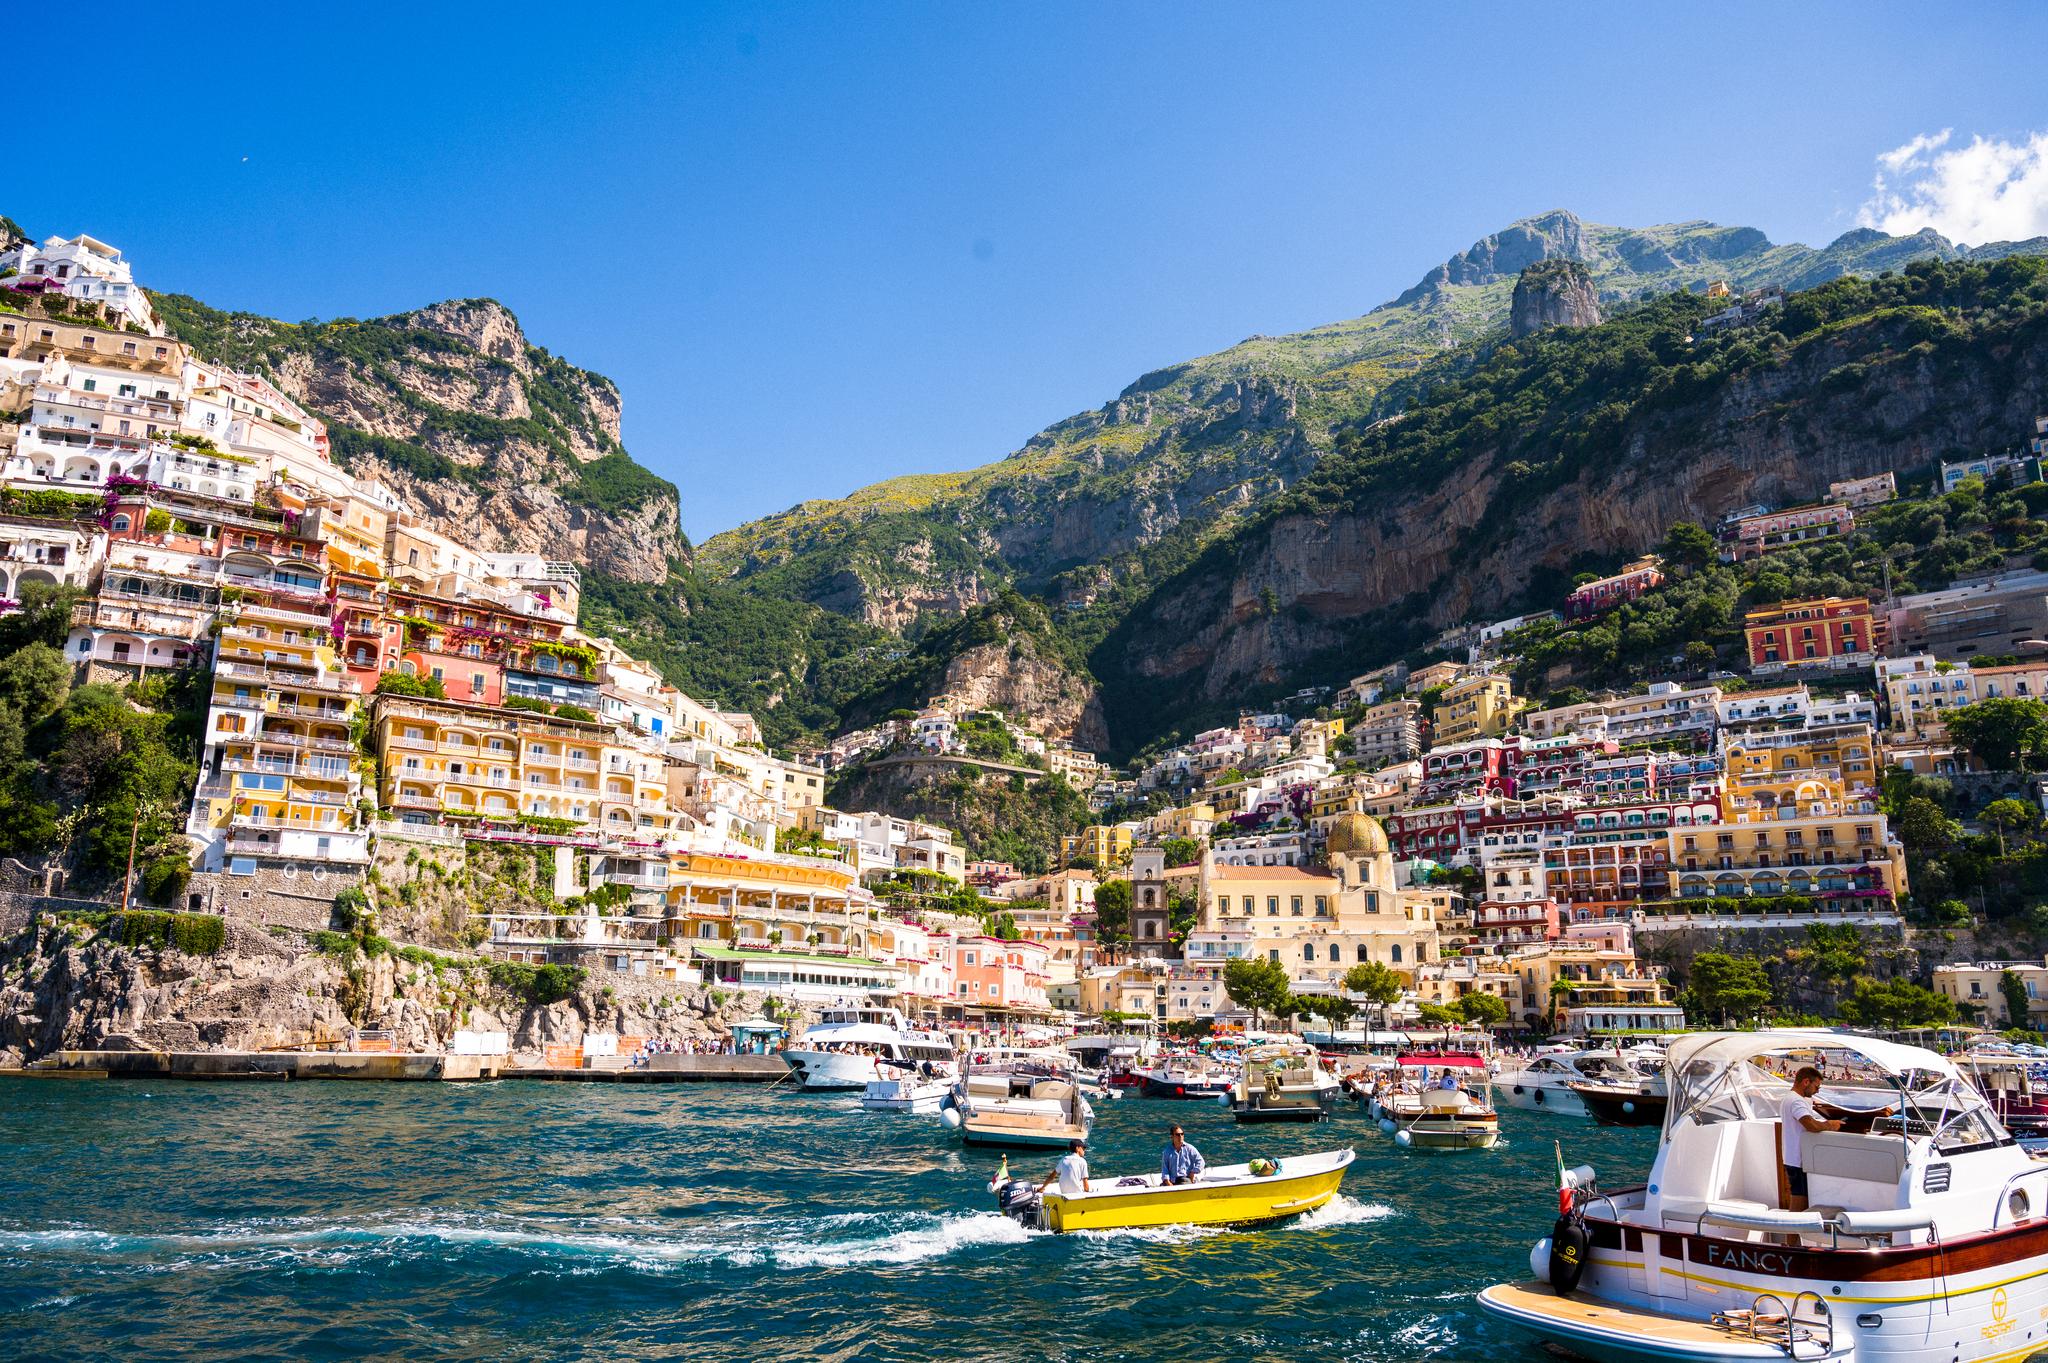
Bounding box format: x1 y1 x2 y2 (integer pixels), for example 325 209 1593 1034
12 4 2048 540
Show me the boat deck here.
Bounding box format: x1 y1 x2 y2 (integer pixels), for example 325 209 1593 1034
1478 1282 1786 1358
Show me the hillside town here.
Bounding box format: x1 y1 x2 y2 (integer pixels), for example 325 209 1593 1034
6 229 2048 1045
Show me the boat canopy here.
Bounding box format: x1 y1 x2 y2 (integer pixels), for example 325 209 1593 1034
1397 1052 1487 1068
1666 1030 1962 1084
1664 1029 1991 1147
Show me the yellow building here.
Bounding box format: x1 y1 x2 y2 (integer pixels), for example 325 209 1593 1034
189 597 368 868
1190 816 1438 988
375 695 676 839
1061 824 1134 869
1432 672 1524 745
1667 722 1909 906
1149 801 1219 841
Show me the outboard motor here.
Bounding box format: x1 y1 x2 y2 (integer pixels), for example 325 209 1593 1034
996 1179 1046 1230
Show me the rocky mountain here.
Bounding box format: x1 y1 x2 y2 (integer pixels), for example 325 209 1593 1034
1510 259 1601 337
149 293 685 582
694 210 1994 634
1092 254 2048 746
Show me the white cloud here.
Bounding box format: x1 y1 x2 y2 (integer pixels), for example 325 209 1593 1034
1857 128 2048 245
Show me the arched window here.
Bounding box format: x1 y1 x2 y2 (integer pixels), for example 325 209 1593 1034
1302 943 1315 961
111 514 131 532
1391 944 1403 964
1356 944 1369 962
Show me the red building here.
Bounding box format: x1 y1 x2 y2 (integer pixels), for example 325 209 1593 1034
1744 596 1883 672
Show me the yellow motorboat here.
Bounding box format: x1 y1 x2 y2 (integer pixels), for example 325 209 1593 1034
996 1148 1354 1233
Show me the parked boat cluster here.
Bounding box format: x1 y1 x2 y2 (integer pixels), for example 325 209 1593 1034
782 1014 2048 1358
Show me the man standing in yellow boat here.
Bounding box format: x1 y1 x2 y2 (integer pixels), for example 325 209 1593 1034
1161 1125 1206 1184
1041 1139 1090 1195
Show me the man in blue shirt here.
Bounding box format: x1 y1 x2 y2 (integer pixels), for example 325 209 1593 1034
1161 1124 1205 1184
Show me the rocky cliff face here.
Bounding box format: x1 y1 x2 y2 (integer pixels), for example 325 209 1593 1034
1510 260 1602 337
0 915 776 1066
937 636 1109 751
150 293 685 583
1103 281 2048 728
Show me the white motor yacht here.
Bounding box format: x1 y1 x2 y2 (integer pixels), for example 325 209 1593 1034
780 1006 954 1092
941 1046 1096 1148
1500 1048 1660 1118
1480 1029 2048 1363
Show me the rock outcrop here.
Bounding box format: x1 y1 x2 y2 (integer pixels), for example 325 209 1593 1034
936 636 1109 751
0 914 790 1066
1509 259 1602 337
151 293 685 583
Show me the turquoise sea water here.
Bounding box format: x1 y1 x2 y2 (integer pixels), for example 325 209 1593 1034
0 1079 1654 1362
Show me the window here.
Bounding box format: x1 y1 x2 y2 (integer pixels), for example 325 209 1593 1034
1391 944 1403 964
1303 944 1315 961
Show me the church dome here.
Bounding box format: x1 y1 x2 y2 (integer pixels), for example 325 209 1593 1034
1326 812 1390 857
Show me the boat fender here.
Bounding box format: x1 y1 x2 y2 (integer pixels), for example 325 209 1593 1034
1529 1237 1552 1282
1395 1130 1413 1147
939 1107 963 1130
1532 1088 1543 1105
1548 1213 1590 1294
1513 1085 1524 1095
1621 1101 1635 1115
1217 1091 1232 1106
1379 1117 1395 1134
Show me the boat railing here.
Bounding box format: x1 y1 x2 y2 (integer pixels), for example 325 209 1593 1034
1990 1163 2048 1229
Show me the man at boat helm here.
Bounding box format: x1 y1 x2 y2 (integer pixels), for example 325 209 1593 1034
1161 1125 1206 1185
1781 1066 1895 1211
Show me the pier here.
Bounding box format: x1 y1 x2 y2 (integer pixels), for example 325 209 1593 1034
2 1050 793 1084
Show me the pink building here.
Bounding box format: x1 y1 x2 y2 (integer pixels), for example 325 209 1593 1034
1565 556 1665 620
942 935 1052 1013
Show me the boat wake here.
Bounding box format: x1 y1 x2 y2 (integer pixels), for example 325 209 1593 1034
1295 1195 1398 1230
0 1208 1035 1275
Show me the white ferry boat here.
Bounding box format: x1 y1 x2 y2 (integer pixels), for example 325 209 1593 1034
1480 1029 2048 1363
780 1006 955 1092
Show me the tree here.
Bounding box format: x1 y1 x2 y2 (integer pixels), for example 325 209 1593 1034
2003 969 2035 1031
1800 923 1866 983
1685 952 1773 1024
1457 991 1509 1030
1092 879 1132 945
1415 1000 1461 1027
1895 796 1960 857
1343 960 1402 1037
375 671 446 700
1835 977 1957 1029
1299 992 1356 1030
1656 521 1717 573
1161 836 1203 867
1946 697 2048 771
0 641 71 725
1222 956 1294 1031
1981 797 2039 856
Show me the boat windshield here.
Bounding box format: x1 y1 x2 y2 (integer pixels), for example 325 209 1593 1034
1667 1033 2004 1155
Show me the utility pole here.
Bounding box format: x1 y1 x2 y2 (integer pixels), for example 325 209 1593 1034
121 798 144 914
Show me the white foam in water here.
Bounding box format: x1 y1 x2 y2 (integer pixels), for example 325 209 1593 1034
1296 1195 1398 1230
0 1209 1037 1275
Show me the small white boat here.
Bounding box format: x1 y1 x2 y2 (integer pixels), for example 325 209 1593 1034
860 1060 955 1114
781 1006 955 1092
1231 1042 1342 1123
1370 1052 1499 1149
942 1046 1096 1148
